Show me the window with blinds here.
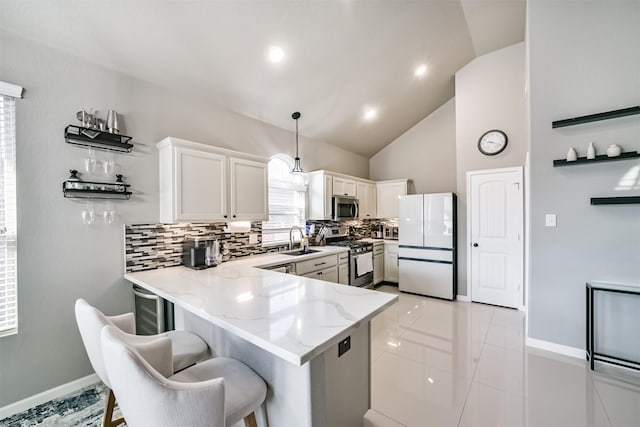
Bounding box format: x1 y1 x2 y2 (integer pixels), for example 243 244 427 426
0 93 18 337
262 155 307 244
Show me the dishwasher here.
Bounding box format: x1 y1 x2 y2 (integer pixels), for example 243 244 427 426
132 285 174 335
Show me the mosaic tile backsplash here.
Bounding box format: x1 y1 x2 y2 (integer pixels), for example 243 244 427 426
125 218 398 273
306 218 398 241
125 222 289 273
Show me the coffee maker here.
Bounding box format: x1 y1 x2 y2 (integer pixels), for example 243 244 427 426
182 238 218 269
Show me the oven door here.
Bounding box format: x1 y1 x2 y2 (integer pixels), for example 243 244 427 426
350 252 374 288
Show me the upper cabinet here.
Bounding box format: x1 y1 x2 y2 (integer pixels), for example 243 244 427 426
308 171 333 220
158 138 268 223
376 180 408 219
229 157 268 221
332 176 357 197
308 170 404 220
356 181 377 219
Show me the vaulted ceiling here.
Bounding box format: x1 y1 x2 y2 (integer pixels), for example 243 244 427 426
0 0 525 157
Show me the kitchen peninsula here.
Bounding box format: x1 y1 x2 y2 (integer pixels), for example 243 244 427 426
125 246 397 427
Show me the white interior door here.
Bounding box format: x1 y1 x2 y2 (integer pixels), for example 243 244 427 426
468 168 523 309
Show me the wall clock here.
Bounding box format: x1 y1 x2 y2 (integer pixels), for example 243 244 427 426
478 129 508 156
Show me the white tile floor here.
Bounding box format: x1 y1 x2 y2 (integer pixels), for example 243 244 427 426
364 285 640 427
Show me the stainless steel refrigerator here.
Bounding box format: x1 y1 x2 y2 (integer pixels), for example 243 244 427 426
398 193 457 300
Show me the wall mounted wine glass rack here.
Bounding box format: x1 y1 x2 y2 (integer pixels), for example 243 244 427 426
65 125 133 153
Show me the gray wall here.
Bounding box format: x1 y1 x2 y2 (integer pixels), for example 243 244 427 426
0 31 368 406
454 42 528 296
528 1 640 349
369 98 457 194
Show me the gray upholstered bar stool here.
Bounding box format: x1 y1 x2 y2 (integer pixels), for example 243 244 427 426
74 299 210 427
101 325 267 427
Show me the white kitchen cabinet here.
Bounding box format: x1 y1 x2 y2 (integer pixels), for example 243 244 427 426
302 266 338 283
308 170 407 220
296 254 338 276
333 177 357 197
307 171 333 220
158 137 268 223
377 180 408 219
373 242 384 285
357 181 377 219
384 241 399 283
338 252 349 285
159 143 227 222
297 253 340 284
229 157 268 221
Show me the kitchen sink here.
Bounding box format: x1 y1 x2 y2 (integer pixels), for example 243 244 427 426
284 249 321 256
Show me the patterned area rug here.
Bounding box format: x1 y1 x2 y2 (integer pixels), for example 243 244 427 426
0 382 124 427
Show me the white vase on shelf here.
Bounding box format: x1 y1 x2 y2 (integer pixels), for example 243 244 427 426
606 144 621 157
566 147 578 162
587 142 596 159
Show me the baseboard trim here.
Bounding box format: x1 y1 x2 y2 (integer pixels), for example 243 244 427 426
0 373 100 420
526 337 585 360
456 294 471 302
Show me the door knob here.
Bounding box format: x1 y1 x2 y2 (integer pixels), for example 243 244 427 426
473 243 479 247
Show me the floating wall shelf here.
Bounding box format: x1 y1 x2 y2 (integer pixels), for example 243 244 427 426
65 125 133 153
590 196 640 206
552 106 640 129
62 180 131 200
553 151 640 167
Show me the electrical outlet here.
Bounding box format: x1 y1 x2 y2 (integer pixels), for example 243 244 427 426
249 233 258 244
338 336 351 357
545 214 557 227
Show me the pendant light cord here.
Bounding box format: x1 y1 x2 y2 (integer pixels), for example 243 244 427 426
295 117 299 158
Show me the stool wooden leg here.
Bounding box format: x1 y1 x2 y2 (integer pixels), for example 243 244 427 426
103 388 126 427
244 411 258 427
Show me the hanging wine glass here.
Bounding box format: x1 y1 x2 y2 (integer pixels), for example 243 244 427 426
103 153 115 176
103 202 115 224
82 201 95 225
85 147 97 174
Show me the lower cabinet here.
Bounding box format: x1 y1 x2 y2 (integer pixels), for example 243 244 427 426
297 254 340 284
302 266 338 283
384 242 399 283
373 243 384 285
338 252 349 285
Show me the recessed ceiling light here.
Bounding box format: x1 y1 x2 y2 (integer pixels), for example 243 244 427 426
414 64 427 77
364 109 378 121
268 46 285 63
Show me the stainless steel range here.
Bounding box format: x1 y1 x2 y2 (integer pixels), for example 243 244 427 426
326 238 374 288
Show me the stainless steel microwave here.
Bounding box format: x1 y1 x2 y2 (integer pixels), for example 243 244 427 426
332 196 359 221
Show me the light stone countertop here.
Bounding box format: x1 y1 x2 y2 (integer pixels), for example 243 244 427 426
125 246 398 366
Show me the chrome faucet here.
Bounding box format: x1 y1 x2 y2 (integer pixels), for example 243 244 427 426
289 225 304 250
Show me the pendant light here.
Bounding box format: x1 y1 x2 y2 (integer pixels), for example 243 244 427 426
290 111 304 174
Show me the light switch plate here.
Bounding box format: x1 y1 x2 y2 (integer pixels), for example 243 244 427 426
545 214 557 227
249 233 258 244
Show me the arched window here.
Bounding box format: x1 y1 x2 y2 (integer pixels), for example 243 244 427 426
262 154 307 244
